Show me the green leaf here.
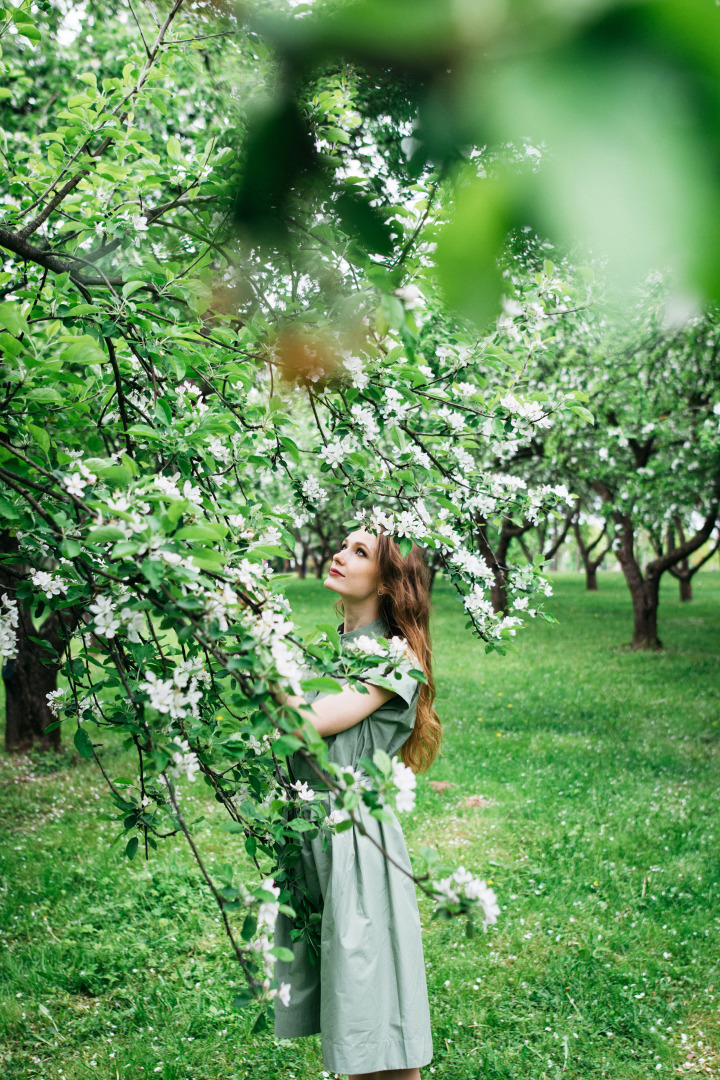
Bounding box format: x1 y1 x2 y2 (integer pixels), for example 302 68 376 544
250 1010 267 1033
372 748 392 778
60 539 82 558
316 622 340 649
272 735 303 757
299 676 343 694
73 726 94 759
269 945 295 963
125 837 139 861
186 549 225 571
141 560 165 588
0 497 20 522
87 526 127 543
122 280 147 299
62 335 107 365
0 302 28 337
27 424 50 455
175 523 228 541
166 135 182 159
435 173 511 328
231 989 255 1010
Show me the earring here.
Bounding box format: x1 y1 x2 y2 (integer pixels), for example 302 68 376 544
378 588 384 596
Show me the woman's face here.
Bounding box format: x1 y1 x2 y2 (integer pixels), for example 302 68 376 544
324 528 381 602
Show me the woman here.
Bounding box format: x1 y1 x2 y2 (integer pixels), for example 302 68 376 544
273 526 441 1080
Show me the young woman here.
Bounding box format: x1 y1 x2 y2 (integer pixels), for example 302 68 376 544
273 526 441 1080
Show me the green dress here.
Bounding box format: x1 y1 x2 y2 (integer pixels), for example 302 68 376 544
273 616 433 1075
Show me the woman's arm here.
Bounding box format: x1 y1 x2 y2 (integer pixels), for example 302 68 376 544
282 682 397 738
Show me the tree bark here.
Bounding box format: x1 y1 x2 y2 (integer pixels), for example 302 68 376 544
3 607 63 752
475 515 532 613
667 517 719 602
573 518 611 592
610 505 718 650
0 530 77 752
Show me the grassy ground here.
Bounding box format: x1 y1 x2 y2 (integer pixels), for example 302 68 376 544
1 571 719 1080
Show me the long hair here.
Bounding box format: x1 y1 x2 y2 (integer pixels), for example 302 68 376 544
336 533 442 773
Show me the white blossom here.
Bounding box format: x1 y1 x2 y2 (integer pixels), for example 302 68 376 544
120 607 145 643
207 437 231 465
46 687 69 718
318 434 358 467
88 594 120 638
153 474 181 498
342 354 369 389
291 780 316 802
30 570 64 598
0 596 19 661
169 738 200 782
301 476 327 505
382 388 412 422
465 877 500 928
345 634 386 657
258 877 281 931
395 283 423 309
63 472 87 498
392 757 416 813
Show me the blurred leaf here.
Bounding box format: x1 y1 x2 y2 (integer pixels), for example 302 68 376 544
435 174 512 327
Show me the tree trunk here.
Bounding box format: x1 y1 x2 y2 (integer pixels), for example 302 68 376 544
679 576 692 602
611 512 662 649
585 565 598 591
609 504 718 650
629 574 662 650
573 517 610 592
0 531 78 752
3 605 63 752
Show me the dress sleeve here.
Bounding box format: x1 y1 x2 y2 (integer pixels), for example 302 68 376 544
365 666 422 728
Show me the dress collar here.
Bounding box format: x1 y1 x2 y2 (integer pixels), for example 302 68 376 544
338 616 389 642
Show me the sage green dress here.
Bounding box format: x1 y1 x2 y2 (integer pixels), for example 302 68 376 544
273 617 433 1075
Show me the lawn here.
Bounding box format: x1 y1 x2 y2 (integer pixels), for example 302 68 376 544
1 571 718 1080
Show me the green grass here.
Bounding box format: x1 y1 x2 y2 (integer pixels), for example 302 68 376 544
1 571 719 1079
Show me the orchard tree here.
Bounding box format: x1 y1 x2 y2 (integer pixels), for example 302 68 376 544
0 0 578 1019
573 511 613 592
3 0 720 1022
523 271 720 648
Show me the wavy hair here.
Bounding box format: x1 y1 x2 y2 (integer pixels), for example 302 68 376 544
336 533 442 773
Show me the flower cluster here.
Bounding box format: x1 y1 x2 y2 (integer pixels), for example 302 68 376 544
88 595 145 641
434 867 500 930
392 757 417 813
168 738 200 782
30 570 64 598
0 596 19 661
141 663 209 723
62 456 97 498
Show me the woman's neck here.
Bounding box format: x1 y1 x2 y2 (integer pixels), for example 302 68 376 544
342 599 382 634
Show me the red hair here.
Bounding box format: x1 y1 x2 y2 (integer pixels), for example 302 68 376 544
337 534 442 773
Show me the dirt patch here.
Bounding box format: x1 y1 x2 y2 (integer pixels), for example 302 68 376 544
461 795 495 809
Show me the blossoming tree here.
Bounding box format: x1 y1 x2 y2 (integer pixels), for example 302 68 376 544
2 0 719 1022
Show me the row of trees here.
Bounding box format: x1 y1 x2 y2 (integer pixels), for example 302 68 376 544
1 0 718 1022
290 503 720 601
